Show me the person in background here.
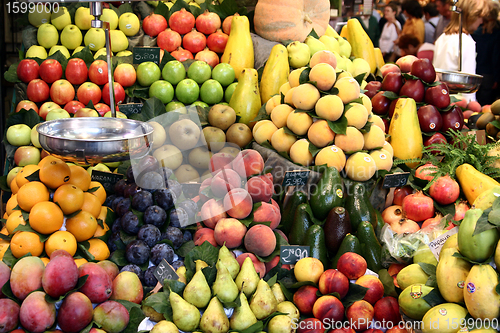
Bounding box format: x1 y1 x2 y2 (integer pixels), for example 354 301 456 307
433 0 489 102
472 0 500 105
379 2 402 61
396 34 435 61
355 13 382 47
434 0 453 41
378 1 406 33
400 0 425 44
423 2 440 43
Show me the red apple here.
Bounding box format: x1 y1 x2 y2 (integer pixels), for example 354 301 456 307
88 60 108 86
371 91 391 115
395 55 418 73
14 146 41 166
27 79 50 103
142 13 168 37
364 81 382 98
380 63 401 77
50 79 75 105
16 59 40 83
424 132 447 154
39 59 63 84
425 83 451 109
102 82 126 105
64 100 85 114
94 103 111 116
113 64 136 87
381 72 404 95
77 82 102 106
16 100 38 113
39 102 61 120
399 79 425 102
65 58 88 85
411 58 436 83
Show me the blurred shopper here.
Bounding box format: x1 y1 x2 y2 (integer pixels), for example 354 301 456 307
423 2 440 43
379 1 406 32
379 2 402 61
396 34 435 61
400 0 425 44
434 0 453 41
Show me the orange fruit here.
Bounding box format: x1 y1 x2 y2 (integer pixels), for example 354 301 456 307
88 181 106 205
5 210 26 235
87 238 110 261
67 165 91 191
10 231 44 258
40 257 50 266
93 222 110 237
0 240 9 260
74 258 88 267
17 181 50 212
6 194 19 215
15 164 40 188
10 179 19 194
0 227 7 235
81 192 102 219
65 210 98 242
53 184 84 215
29 201 64 234
1 213 7 219
45 230 78 257
38 155 58 169
39 158 71 189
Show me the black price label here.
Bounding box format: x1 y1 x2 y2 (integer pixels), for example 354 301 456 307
91 170 124 193
133 47 161 65
118 103 143 117
280 245 310 265
382 172 410 188
282 170 310 188
154 259 179 285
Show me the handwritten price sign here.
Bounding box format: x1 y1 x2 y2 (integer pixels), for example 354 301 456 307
153 259 179 285
133 47 160 65
280 245 310 265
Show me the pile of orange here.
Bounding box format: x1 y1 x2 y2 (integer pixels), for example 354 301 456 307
2 156 111 263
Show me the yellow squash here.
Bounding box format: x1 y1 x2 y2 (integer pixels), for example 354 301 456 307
221 15 254 80
259 44 289 104
229 68 261 125
456 163 500 205
324 24 340 37
374 47 385 69
345 19 376 73
388 98 423 168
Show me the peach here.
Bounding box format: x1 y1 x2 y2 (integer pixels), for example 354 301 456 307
0 298 20 332
452 96 468 109
374 296 401 326
467 100 482 112
253 202 281 229
271 127 297 153
297 318 324 333
93 301 129 333
334 77 360 104
462 110 474 119
386 327 410 333
271 198 280 210
201 199 227 229
223 188 253 219
309 50 337 69
309 63 336 91
482 104 492 113
380 64 401 77
0 261 10 298
318 269 349 299
236 252 266 278
308 119 336 148
194 227 217 247
111 271 143 304
271 104 294 128
287 110 314 135
346 300 374 332
199 178 213 203
42 253 79 298
293 285 319 315
355 275 384 305
244 224 276 257
312 295 344 322
264 255 291 273
211 169 242 198
232 149 265 178
57 291 93 333
388 263 407 277
209 152 235 175
97 260 120 283
395 55 418 73
10 256 45 301
214 217 247 248
330 329 356 333
19 291 56 333
78 263 112 303
246 174 274 203
337 252 367 280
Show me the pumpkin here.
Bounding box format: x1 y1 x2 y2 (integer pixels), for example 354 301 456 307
253 0 331 43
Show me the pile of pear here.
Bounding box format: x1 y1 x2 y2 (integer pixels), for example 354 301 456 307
149 245 300 333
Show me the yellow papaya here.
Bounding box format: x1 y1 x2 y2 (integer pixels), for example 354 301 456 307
340 24 349 40
324 24 340 38
421 303 468 333
464 264 500 320
398 284 434 320
346 19 376 73
259 44 289 104
456 163 500 205
374 47 385 69
472 185 500 210
436 248 472 303
388 98 423 168
229 68 261 125
221 15 254 80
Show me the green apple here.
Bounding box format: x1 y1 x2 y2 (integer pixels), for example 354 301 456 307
119 13 140 37
84 28 106 51
162 60 186 85
26 45 48 59
51 6 71 30
147 1 159 7
116 50 132 57
148 121 167 149
87 163 111 176
46 109 71 121
31 124 42 149
6 124 32 146
103 111 127 118
94 48 113 59
104 161 121 168
74 7 95 31
136 61 161 86
100 8 119 30
37 23 59 49
6 166 22 187
29 10 51 27
287 41 310 68
149 80 174 104
49 45 71 58
110 30 129 53
165 101 186 113
61 24 83 50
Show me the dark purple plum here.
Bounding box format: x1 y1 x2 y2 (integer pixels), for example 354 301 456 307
154 189 177 211
132 191 154 212
138 224 162 248
125 240 150 265
162 226 184 249
143 266 158 287
115 198 131 217
114 179 128 197
120 211 142 235
169 208 188 228
150 243 175 265
143 205 167 227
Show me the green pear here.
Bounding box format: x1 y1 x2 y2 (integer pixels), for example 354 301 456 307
337 37 352 58
100 8 119 30
268 315 294 333
84 28 106 51
94 48 111 59
49 45 70 58
74 7 94 30
110 30 129 53
196 260 208 272
147 1 160 7
319 35 340 54
119 12 140 37
276 301 300 321
286 41 310 69
29 10 51 27
200 297 229 333
343 56 354 74
169 290 200 332
304 36 327 57
116 50 133 57
351 58 372 80
183 269 211 308
213 260 239 303
51 6 71 30
235 257 260 297
60 24 83 50
37 23 59 49
26 45 47 59
271 283 285 303
150 320 177 333
218 245 240 279
249 279 278 320
230 292 257 331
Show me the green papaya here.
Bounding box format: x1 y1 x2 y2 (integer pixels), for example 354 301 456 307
345 180 377 231
458 208 500 262
280 190 307 235
304 225 328 268
331 233 361 269
323 207 351 255
398 284 434 320
310 167 344 221
357 221 383 273
436 248 472 304
288 203 313 245
464 264 500 320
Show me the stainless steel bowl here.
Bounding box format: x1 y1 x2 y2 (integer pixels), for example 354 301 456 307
37 117 154 165
435 68 483 94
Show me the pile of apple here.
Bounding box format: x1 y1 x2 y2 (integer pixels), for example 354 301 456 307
365 56 464 148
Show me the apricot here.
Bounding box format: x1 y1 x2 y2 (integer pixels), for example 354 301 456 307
309 50 338 69
334 77 360 104
288 67 307 88
253 120 278 144
284 86 296 107
279 81 291 95
334 126 364 152
265 95 282 115
309 63 336 91
308 120 335 148
287 111 313 136
314 145 346 171
370 149 393 172
344 103 368 129
271 104 294 128
289 139 314 166
363 125 386 150
315 95 343 121
345 152 377 181
271 128 296 153
292 83 320 110
244 224 276 257
370 114 385 132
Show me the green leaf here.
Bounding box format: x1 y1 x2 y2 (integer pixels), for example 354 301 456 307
5 108 40 129
120 230 137 246
422 288 446 307
433 201 456 217
253 231 290 263
154 1 170 20
307 29 320 39
327 116 347 135
115 299 142 313
47 51 69 71
123 306 146 333
451 251 488 265
71 46 94 67
80 321 94 333
0 176 10 192
240 321 264 333
327 86 339 95
488 209 500 226
1 247 16 268
206 0 247 19
75 274 89 291
278 281 294 302
202 264 217 286
496 282 500 295
263 311 289 326
425 275 437 288
378 269 398 297
176 240 195 258
490 120 500 130
473 208 496 236
382 91 399 100
25 169 40 182
4 62 21 83
1 280 20 304
359 121 373 134
418 262 436 277
196 105 210 127
185 240 219 281
77 242 96 261
164 279 185 294
341 283 369 308
492 196 500 211
288 280 318 289
119 3 133 15
298 67 311 85
353 73 366 86
251 103 270 123
308 141 322 157
45 274 88 304
110 249 129 267
267 273 278 287
141 97 166 121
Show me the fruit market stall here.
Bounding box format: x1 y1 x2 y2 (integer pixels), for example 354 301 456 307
2 0 500 332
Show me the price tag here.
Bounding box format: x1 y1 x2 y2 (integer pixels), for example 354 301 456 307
280 245 310 265
428 227 459 261
133 47 161 65
118 103 143 117
382 172 410 189
282 170 310 188
91 170 124 193
154 259 179 285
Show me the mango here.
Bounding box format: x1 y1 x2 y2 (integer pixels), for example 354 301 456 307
398 284 433 320
458 208 499 262
464 264 500 320
110 271 143 304
439 233 458 259
10 256 45 300
57 291 94 333
0 261 10 298
78 263 112 303
19 291 56 333
413 243 438 266
42 253 79 298
436 248 472 303
0 298 20 332
93 300 130 333
421 303 468 333
396 263 430 291
472 186 500 210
